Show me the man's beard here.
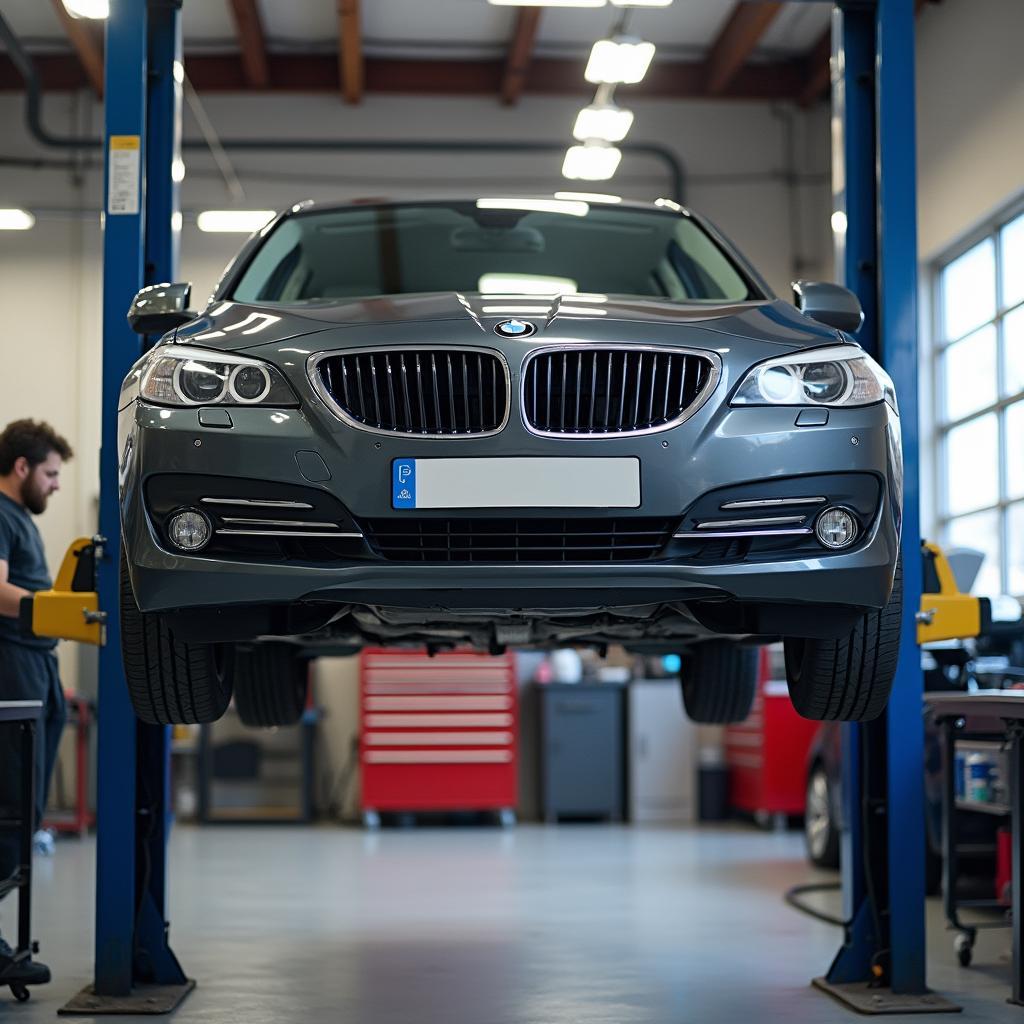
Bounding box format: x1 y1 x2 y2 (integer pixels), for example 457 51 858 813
21 478 48 515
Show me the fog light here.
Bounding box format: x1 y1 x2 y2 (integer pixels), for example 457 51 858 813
815 507 858 550
168 509 211 551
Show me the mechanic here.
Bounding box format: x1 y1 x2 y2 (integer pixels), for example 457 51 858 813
0 419 74 986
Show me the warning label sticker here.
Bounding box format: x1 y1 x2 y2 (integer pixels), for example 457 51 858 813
107 135 141 215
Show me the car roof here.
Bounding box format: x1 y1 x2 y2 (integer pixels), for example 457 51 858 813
280 196 694 218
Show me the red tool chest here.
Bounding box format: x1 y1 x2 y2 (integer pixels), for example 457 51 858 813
359 648 518 819
724 647 820 820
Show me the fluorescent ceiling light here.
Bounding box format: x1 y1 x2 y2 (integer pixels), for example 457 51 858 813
831 210 848 235
476 198 588 217
611 0 673 7
62 0 109 18
573 103 634 143
0 209 35 230
197 210 275 233
488 1 606 6
554 191 622 203
562 144 622 182
479 274 578 295
171 159 185 183
585 37 656 85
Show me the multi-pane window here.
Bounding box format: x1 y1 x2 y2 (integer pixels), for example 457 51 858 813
936 207 1024 596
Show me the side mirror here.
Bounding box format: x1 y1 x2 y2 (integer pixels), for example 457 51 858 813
792 280 864 334
127 282 195 335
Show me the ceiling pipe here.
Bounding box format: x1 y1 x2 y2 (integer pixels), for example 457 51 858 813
0 10 686 201
0 9 99 149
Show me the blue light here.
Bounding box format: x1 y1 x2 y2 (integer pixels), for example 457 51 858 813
662 654 681 674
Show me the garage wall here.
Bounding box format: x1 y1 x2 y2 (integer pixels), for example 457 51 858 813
914 0 1024 538
0 90 832 692
916 0 1024 263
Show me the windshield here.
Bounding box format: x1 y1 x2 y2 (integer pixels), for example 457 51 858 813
229 200 763 305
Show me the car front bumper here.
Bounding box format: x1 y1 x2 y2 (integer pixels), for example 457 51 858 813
118 383 903 625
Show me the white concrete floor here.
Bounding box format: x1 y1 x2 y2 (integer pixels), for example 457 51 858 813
2 823 1017 1022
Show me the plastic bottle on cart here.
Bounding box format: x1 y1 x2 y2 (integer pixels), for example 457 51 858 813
965 751 992 803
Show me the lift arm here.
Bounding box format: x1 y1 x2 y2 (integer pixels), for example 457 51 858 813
18 536 107 646
917 541 990 645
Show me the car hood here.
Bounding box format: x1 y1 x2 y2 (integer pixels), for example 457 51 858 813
172 292 844 354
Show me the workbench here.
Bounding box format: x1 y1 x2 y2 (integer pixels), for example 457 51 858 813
925 691 1024 1006
0 700 44 1001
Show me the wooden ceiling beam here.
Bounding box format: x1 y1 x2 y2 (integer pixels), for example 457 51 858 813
47 0 103 98
337 0 364 104
227 0 269 89
704 2 784 96
501 7 542 106
0 53 809 102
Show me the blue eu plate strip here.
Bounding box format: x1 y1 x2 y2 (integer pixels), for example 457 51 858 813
392 459 416 509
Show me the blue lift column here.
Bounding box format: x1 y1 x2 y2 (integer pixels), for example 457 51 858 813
60 0 192 1015
812 1 956 1012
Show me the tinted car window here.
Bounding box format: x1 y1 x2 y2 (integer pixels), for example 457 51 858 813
230 202 761 305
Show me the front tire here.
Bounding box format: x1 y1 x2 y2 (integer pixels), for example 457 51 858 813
233 644 309 728
784 558 902 723
119 553 234 725
680 641 758 724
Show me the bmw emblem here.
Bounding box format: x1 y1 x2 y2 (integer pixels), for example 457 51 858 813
494 319 536 338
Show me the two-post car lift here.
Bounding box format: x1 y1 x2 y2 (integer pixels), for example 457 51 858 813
63 0 943 1013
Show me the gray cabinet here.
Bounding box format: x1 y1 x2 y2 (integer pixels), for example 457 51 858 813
628 679 697 824
539 683 624 822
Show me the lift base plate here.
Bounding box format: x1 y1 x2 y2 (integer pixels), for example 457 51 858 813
812 978 961 1015
59 980 195 1016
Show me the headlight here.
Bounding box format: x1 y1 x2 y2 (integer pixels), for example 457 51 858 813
139 345 297 407
731 345 896 409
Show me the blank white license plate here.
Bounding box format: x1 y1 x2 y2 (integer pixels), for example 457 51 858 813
391 457 640 510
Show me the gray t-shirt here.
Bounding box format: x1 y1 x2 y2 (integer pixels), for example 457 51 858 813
0 491 56 650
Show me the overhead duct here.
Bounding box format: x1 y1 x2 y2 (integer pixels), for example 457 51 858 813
0 11 686 201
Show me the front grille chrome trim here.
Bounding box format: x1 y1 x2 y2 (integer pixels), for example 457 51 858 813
520 344 721 438
696 515 807 530
719 496 827 510
216 528 364 538
201 497 314 509
674 527 813 539
308 346 512 439
220 517 339 528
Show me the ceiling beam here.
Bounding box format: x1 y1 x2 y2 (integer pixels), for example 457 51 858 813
48 0 103 98
501 7 542 106
227 0 269 89
0 53 809 102
704 2 784 95
337 0 363 104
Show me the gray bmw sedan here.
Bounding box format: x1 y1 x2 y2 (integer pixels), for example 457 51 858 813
117 197 902 727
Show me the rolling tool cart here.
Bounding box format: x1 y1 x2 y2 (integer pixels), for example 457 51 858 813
0 700 48 1003
360 649 518 827
926 692 1024 1004
935 721 1010 968
44 693 96 837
